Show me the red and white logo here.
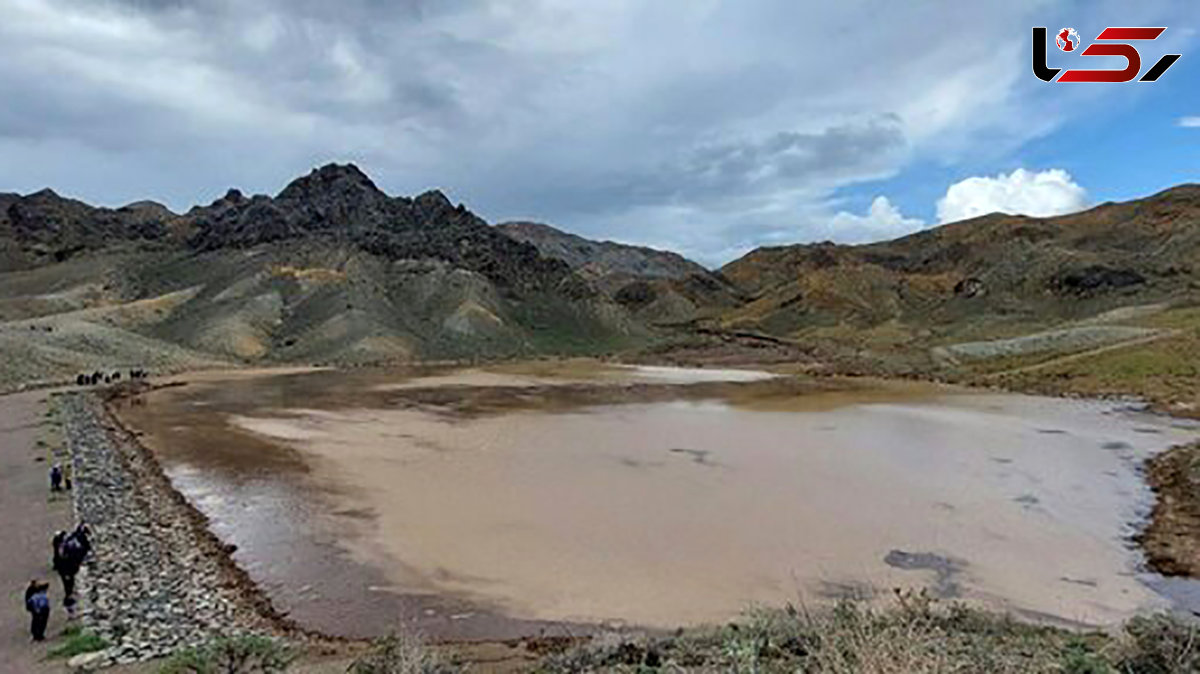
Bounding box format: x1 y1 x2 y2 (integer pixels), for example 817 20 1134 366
1056 27 1081 52
1033 26 1181 83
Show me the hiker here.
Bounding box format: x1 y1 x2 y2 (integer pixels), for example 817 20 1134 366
70 522 92 558
53 525 89 613
24 580 50 642
51 530 65 568
49 464 62 492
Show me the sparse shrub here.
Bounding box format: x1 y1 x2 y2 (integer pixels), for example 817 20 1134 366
1060 639 1114 674
47 624 108 659
1114 614 1200 674
539 594 1118 673
348 632 459 674
158 635 293 673
538 632 666 673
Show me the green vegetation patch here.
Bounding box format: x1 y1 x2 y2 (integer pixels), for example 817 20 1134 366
158 635 293 674
47 624 108 659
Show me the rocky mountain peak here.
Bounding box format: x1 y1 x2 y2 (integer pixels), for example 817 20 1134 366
415 189 451 207
276 163 382 203
27 188 62 202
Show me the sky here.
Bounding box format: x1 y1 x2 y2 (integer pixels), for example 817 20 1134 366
0 0 1197 266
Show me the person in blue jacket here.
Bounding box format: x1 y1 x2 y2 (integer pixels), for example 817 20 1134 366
24 579 51 642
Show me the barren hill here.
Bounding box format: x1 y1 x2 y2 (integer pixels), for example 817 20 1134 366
3 166 1199 389
710 184 1200 372
496 221 709 283
497 221 746 324
0 164 643 387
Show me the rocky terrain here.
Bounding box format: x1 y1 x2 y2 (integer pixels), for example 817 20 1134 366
496 221 709 285
0 165 652 390
6 170 1200 670
712 185 1200 373
59 390 284 666
2 167 1199 394
497 221 747 325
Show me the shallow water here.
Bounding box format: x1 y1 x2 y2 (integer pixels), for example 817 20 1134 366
116 364 1200 638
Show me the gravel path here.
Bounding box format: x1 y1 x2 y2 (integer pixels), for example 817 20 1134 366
938 325 1160 363
59 392 284 667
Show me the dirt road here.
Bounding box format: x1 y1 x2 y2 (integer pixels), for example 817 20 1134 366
0 390 74 673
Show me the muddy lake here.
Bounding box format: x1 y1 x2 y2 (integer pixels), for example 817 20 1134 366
114 363 1200 639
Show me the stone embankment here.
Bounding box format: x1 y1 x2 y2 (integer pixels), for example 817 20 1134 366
58 392 285 667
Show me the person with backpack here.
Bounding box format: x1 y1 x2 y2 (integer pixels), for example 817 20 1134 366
24 580 51 642
54 527 88 609
51 530 65 569
69 522 92 558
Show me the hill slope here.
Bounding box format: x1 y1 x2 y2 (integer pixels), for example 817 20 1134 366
496 221 709 283
0 165 643 387
497 221 746 324
4 167 1200 387
709 185 1200 370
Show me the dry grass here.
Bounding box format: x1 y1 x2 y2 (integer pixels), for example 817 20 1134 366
537 593 1199 673
347 633 458 674
964 305 1200 417
269 265 348 283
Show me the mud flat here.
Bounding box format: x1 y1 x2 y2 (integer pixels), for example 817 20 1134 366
113 364 1200 640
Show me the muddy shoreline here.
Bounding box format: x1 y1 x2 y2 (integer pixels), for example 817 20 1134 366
1137 441 1200 578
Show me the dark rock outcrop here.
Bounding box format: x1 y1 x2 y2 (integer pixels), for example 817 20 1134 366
183 164 577 294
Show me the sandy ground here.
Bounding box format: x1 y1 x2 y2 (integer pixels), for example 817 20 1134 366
0 390 74 673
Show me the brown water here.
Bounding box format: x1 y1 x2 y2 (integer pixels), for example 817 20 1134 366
115 364 1200 638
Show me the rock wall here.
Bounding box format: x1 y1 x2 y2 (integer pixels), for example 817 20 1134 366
60 392 284 666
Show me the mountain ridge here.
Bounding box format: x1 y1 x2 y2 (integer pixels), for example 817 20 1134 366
0 164 649 382
2 165 1199 387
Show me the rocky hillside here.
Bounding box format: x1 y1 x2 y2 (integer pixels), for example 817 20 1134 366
497 221 746 324
496 221 708 283
711 184 1200 370
0 165 642 387
4 165 1200 387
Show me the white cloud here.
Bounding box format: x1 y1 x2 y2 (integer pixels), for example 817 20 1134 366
1179 117 1200 128
935 168 1088 224
811 167 1090 248
827 196 926 244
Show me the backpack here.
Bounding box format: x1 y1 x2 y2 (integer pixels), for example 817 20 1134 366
27 592 49 614
62 535 84 562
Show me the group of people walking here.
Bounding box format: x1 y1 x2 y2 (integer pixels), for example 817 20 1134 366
75 368 149 386
24 518 92 640
49 463 71 492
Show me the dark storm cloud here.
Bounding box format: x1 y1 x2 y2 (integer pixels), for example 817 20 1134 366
0 0 1192 264
669 118 905 199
